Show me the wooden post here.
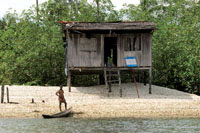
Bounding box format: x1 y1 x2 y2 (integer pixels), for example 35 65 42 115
104 68 108 89
32 98 34 103
68 71 71 92
99 74 104 85
108 83 111 92
149 68 152 94
108 71 111 92
132 69 140 98
118 70 122 97
1 84 4 103
6 87 9 103
143 70 147 85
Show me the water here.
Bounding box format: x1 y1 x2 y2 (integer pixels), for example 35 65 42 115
0 118 200 133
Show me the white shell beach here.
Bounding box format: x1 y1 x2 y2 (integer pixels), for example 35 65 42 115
0 83 200 118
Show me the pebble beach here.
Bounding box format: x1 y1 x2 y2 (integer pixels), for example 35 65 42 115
0 83 200 118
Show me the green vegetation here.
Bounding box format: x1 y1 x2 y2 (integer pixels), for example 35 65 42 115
0 0 199 94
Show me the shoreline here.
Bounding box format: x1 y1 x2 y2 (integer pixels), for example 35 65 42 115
0 84 200 118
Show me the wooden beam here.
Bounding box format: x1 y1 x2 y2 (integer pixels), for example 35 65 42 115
69 67 151 71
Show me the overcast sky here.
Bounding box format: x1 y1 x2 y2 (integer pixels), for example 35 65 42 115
0 0 140 18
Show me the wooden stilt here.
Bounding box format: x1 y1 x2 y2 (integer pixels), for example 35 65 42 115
1 84 4 103
104 68 108 90
6 87 9 103
143 70 147 85
98 75 100 85
118 70 122 97
99 74 104 85
108 71 111 92
68 71 71 92
132 69 140 98
149 68 152 94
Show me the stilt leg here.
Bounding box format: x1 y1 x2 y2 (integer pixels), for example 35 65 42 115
68 71 71 92
149 68 152 94
104 68 108 90
143 70 147 85
108 71 111 92
118 70 122 97
108 83 111 92
99 74 104 85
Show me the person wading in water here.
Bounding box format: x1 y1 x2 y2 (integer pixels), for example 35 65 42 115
56 85 67 111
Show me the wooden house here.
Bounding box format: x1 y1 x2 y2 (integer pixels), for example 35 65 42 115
60 21 155 96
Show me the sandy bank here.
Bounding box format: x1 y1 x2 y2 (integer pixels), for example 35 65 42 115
0 83 200 118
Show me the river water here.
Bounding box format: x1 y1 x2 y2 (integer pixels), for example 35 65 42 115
0 118 200 133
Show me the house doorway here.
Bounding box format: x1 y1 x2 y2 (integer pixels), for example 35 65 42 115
104 37 117 67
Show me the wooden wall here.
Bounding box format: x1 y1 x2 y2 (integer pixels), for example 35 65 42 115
68 34 103 67
68 33 152 68
117 33 152 67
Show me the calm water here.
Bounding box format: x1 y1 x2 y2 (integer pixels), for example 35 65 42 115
0 118 200 133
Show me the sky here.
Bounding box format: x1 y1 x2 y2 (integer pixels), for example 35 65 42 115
0 0 140 18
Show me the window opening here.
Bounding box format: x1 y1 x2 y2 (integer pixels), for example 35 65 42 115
125 35 141 51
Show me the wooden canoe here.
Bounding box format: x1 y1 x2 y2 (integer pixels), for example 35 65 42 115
42 107 72 119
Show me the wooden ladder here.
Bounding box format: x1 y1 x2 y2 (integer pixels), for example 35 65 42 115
104 68 122 97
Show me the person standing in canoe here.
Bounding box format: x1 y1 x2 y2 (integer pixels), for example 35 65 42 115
56 85 67 111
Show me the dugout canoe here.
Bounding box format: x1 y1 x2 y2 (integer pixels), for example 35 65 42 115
42 107 72 119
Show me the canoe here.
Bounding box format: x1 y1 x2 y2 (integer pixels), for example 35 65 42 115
42 107 72 119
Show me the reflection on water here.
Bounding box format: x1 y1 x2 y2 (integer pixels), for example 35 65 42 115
0 118 200 133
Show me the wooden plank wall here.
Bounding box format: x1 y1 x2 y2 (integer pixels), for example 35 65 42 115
117 33 152 67
117 35 124 67
68 34 103 67
141 33 152 67
68 33 152 68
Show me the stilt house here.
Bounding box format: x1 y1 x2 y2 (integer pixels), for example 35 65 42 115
60 21 155 96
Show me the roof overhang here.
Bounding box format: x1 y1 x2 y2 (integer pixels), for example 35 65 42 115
60 21 156 33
